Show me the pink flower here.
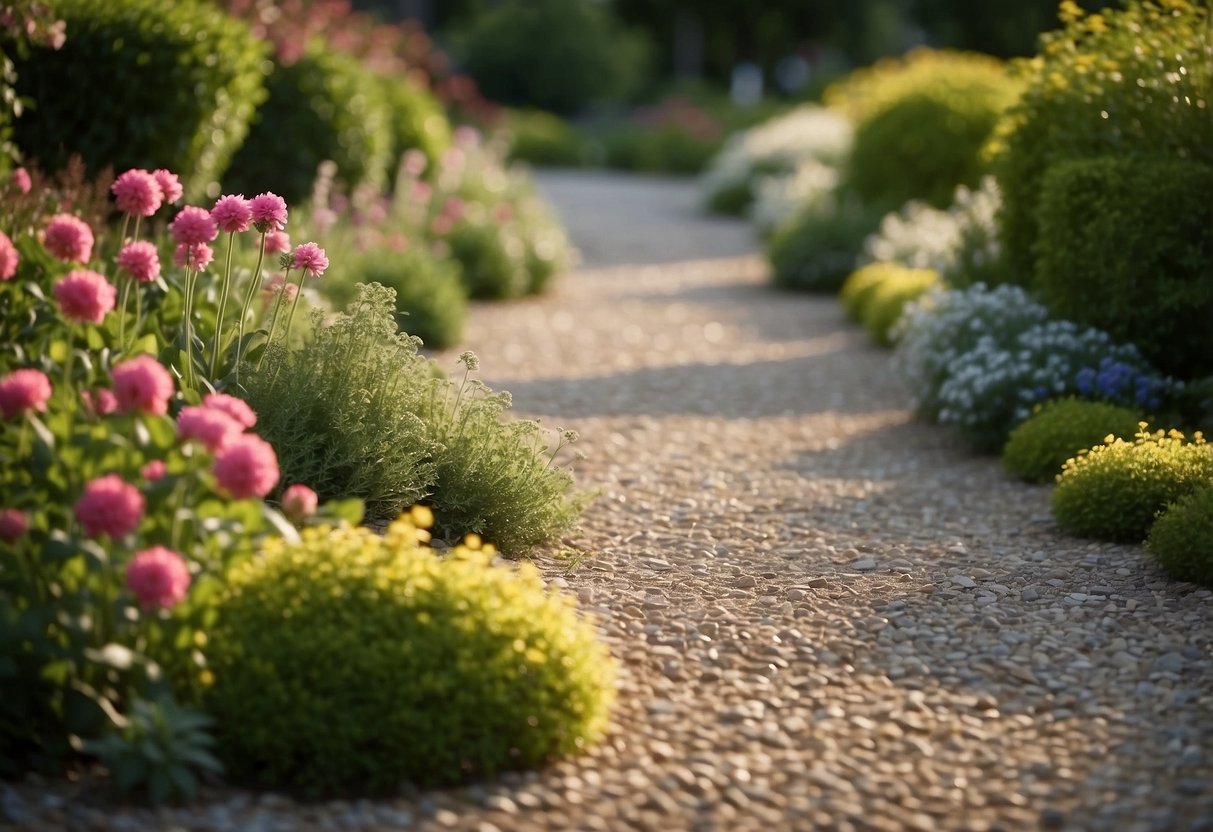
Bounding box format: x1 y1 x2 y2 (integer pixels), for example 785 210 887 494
213 434 279 499
429 214 454 237
454 125 480 147
0 369 51 419
43 214 94 263
281 483 318 520
441 197 464 221
116 241 160 283
261 274 297 305
249 192 288 233
152 169 183 204
82 387 117 417
177 405 242 453
174 242 214 272
111 355 174 416
0 230 18 281
202 392 256 429
211 194 252 234
111 169 163 217
126 546 191 610
264 230 290 255
402 149 427 177
54 269 116 324
75 474 144 539
291 242 328 278
169 206 217 247
411 181 432 204
311 207 338 235
141 459 167 482
11 167 31 194
0 508 27 542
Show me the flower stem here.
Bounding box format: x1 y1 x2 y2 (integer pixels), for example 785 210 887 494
182 266 197 393
258 266 292 372
117 277 132 352
279 269 308 352
233 233 267 386
210 231 236 380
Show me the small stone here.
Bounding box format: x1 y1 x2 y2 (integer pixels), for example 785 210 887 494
851 559 877 571
1020 588 1040 602
1039 808 1066 829
952 575 977 588
736 575 758 589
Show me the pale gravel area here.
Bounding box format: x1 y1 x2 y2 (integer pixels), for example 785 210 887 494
5 171 1212 831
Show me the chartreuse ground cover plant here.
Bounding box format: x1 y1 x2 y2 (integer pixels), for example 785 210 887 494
1002 397 1143 484
200 512 616 797
859 267 940 348
1051 426 1213 543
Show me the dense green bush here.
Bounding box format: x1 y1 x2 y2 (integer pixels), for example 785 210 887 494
203 517 615 796
826 49 1019 210
1002 397 1143 483
993 0 1213 281
450 0 648 115
505 109 586 167
841 263 900 322
10 0 266 199
1034 156 1213 379
323 252 467 350
1051 426 1213 542
446 222 528 300
599 124 722 176
224 44 392 204
861 267 941 347
243 284 437 521
768 197 884 293
1146 485 1213 586
378 74 451 172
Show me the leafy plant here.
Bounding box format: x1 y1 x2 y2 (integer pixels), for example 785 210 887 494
767 194 884 293
10 0 267 200
202 514 616 796
84 694 222 805
860 267 940 347
1002 396 1143 483
378 73 451 173
504 108 587 167
992 0 1213 282
1034 155 1213 379
1052 425 1213 542
1146 484 1213 586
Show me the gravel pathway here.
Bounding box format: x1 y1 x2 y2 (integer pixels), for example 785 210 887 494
5 170 1212 831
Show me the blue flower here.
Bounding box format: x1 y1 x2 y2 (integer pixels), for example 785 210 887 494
1076 367 1096 397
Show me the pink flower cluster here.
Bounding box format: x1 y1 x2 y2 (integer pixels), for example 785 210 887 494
250 192 288 233
116 241 161 283
54 269 115 324
112 169 163 217
213 434 279 499
111 355 175 416
43 214 94 263
0 369 52 419
291 242 328 278
281 483 318 520
11 167 31 194
82 388 118 417
170 205 217 271
126 545 190 610
0 508 27 542
212 194 252 234
75 474 144 539
0 230 18 281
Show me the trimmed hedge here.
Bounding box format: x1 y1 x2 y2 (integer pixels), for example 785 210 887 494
11 0 267 199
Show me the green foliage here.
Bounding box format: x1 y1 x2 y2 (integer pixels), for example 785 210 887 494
1146 484 1213 586
325 251 467 350
841 263 899 322
1034 156 1213 380
450 0 649 115
421 355 585 553
993 0 1213 282
243 284 437 521
224 43 393 204
10 0 267 199
505 109 586 167
768 196 884 293
599 123 723 176
1002 397 1143 483
446 221 528 300
827 49 1019 211
860 267 941 347
84 694 222 805
378 74 451 172
202 518 616 796
1051 425 1213 542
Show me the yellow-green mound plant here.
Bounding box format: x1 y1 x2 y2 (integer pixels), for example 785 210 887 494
1146 485 1213 586
202 512 616 797
1051 425 1213 542
1002 397 1143 484
841 262 900 322
859 267 940 347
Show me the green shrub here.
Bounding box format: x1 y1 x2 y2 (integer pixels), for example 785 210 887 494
1034 156 1213 380
1146 484 1213 586
450 0 648 115
378 74 451 173
505 109 586 167
243 284 437 520
1051 425 1213 542
203 517 615 796
768 196 884 293
324 250 466 350
599 124 722 176
1002 397 1143 483
841 263 898 322
447 221 528 300
993 0 1213 282
224 44 393 204
861 267 941 347
10 0 267 199
826 49 1019 210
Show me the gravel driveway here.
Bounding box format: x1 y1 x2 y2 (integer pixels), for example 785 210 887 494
5 170 1211 832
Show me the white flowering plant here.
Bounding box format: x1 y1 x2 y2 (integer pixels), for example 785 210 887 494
750 158 840 237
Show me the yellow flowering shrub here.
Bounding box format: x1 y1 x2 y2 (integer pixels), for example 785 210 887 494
201 510 616 796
